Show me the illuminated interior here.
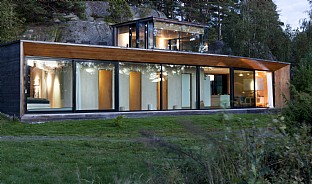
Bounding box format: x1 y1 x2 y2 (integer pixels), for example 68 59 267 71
26 58 72 111
255 71 273 107
117 26 129 47
200 67 230 109
25 57 275 112
234 70 255 107
115 19 208 52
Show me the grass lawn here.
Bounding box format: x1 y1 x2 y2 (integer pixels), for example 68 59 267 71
0 113 275 183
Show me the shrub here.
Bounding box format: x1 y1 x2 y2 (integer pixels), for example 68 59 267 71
139 113 312 183
113 115 125 128
283 52 312 133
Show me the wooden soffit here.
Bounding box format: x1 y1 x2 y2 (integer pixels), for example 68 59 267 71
22 41 289 71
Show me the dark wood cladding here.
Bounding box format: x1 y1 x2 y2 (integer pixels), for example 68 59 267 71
23 41 288 71
274 65 290 108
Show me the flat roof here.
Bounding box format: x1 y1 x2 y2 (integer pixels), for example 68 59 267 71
112 17 208 28
21 40 289 71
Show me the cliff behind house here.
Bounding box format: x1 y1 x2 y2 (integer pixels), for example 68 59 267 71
20 1 166 46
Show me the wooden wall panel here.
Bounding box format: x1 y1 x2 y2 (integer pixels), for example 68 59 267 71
23 41 289 71
129 71 141 110
98 70 112 109
274 65 290 108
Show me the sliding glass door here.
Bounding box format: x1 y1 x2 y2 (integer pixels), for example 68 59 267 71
255 71 274 108
233 70 255 108
76 60 115 110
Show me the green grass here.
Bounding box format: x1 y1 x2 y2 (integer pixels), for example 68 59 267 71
0 113 275 183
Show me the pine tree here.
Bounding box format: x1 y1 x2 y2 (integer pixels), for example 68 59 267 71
222 0 290 61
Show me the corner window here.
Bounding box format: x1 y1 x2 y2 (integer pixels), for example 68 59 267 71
25 57 73 111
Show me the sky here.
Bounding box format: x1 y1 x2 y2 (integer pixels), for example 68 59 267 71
273 0 310 29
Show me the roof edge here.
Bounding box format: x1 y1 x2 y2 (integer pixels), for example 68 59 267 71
21 40 290 66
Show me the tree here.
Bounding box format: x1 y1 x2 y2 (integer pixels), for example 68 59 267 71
0 0 22 43
283 52 312 133
106 0 133 23
290 0 312 64
222 0 291 61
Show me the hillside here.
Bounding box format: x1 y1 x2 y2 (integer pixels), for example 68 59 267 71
20 1 165 46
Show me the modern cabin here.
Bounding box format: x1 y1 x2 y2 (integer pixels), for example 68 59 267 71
0 18 290 119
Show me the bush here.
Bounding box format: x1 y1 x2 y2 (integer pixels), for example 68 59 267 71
283 86 312 132
139 113 312 183
283 53 312 133
113 115 125 128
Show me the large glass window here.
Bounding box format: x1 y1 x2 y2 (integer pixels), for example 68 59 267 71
117 26 129 47
152 21 207 52
76 61 115 110
115 20 208 52
25 57 73 111
255 71 274 108
139 23 146 48
119 62 161 111
161 65 197 110
200 67 230 109
148 22 154 49
234 70 255 108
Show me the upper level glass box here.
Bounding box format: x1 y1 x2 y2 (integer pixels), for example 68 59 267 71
112 17 209 53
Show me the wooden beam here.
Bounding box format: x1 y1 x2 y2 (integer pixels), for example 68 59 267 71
23 41 289 71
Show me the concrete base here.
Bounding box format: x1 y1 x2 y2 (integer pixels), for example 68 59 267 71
20 108 279 123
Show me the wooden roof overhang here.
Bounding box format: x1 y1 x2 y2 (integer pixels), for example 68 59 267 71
22 41 289 71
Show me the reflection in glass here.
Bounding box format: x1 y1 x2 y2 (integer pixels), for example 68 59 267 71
119 62 161 111
200 67 230 109
130 26 136 48
115 20 208 53
234 70 255 107
161 65 197 110
148 22 154 49
139 23 146 48
153 21 206 52
76 61 115 110
26 57 73 111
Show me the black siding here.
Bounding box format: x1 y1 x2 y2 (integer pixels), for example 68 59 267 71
0 42 21 117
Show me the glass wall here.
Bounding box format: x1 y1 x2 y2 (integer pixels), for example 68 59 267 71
148 21 154 49
76 61 115 110
117 26 129 47
233 70 255 108
255 71 274 108
153 21 206 52
200 67 230 109
25 57 275 113
130 25 136 48
138 23 146 48
119 62 161 111
25 57 73 111
161 65 197 110
115 20 208 52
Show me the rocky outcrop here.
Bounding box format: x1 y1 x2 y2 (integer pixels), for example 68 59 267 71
59 20 112 45
21 1 166 46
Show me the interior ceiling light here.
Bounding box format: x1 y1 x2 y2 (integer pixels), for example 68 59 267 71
239 73 244 77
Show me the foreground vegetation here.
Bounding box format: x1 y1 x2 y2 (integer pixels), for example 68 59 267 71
1 113 311 183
